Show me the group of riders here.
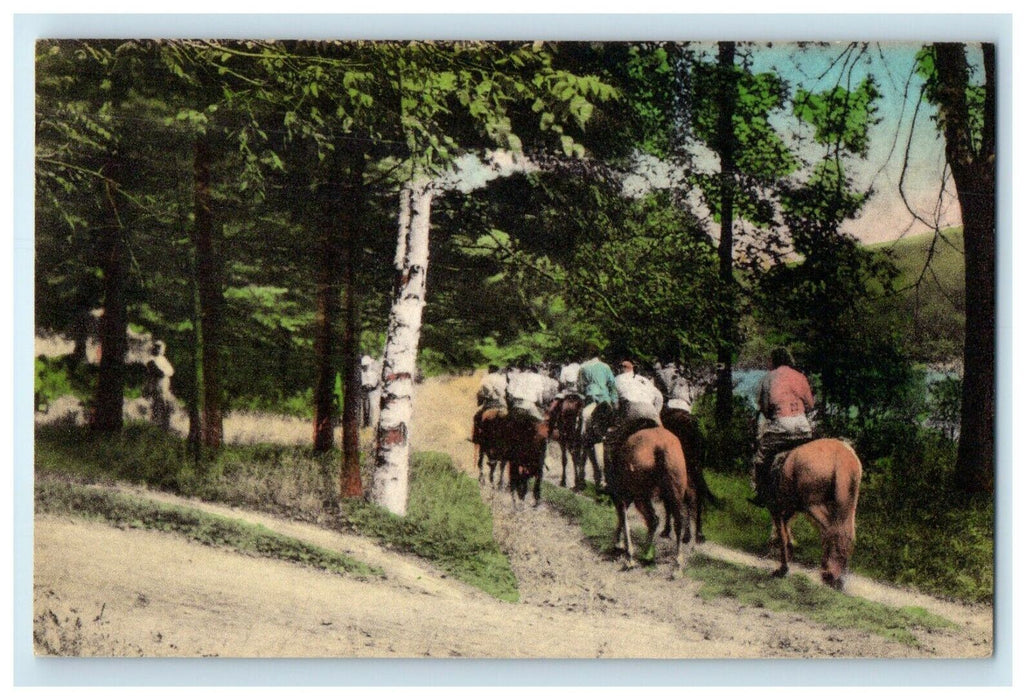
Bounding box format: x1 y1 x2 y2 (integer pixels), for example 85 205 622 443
472 345 817 510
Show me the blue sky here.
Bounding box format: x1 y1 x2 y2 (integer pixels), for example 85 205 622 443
709 41 968 244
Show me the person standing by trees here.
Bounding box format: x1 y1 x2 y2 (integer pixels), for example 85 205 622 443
143 341 175 431
749 347 815 507
359 355 381 429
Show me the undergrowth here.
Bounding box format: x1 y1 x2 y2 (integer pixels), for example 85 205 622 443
34 424 519 602
35 479 382 579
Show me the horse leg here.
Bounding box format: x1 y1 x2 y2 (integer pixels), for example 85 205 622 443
559 443 569 488
589 444 603 489
477 445 486 485
660 507 672 539
663 492 686 569
772 513 791 578
573 442 587 491
612 499 630 554
636 496 660 563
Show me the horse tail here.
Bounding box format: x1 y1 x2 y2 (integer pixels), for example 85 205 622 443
694 467 721 509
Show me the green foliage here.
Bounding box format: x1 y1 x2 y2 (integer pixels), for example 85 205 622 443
692 391 757 473
34 357 88 405
36 478 382 579
793 76 882 157
567 193 724 365
917 45 990 154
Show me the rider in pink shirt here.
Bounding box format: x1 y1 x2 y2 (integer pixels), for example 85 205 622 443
750 348 815 507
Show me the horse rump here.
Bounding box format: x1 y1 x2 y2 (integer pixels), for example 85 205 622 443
609 426 694 568
770 438 862 589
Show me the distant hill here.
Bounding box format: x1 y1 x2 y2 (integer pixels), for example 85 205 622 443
872 227 965 363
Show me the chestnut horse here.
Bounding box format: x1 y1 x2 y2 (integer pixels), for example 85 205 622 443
546 394 584 488
768 438 862 589
609 425 697 568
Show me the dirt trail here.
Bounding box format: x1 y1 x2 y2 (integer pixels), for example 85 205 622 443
33 372 993 658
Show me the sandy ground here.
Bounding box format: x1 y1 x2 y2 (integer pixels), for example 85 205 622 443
32 372 993 658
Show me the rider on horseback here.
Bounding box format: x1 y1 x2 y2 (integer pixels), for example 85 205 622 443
749 347 815 508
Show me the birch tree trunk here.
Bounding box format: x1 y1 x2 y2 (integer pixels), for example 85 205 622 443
370 179 434 516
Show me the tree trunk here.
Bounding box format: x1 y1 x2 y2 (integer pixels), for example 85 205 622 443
92 157 128 433
933 43 996 495
715 41 738 433
370 180 434 516
312 181 344 454
192 133 223 450
340 150 367 498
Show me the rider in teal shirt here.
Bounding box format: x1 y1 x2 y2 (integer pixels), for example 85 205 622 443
577 356 618 408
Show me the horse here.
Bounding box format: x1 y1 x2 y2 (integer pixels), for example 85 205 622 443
574 401 614 491
545 394 584 488
658 406 719 543
472 406 508 488
608 425 696 568
768 438 862 589
503 409 549 506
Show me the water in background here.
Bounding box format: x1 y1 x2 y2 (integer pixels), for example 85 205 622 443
732 369 766 410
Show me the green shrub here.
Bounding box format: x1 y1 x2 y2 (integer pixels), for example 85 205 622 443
693 392 756 474
227 389 314 419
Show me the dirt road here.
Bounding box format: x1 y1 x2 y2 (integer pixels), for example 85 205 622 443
32 373 993 658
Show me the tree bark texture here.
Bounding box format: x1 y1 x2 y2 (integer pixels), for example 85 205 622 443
192 133 224 449
371 180 434 516
932 42 996 495
92 155 128 433
339 150 367 498
312 172 344 454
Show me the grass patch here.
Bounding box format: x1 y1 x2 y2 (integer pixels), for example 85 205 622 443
541 480 957 646
35 478 382 579
696 471 993 604
35 425 519 602
684 553 956 647
339 452 520 602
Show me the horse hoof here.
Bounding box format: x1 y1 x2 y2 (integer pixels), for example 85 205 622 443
772 566 788 578
660 529 671 539
695 534 706 544
822 573 844 591
621 559 638 571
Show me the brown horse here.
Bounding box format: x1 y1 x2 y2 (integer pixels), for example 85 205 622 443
768 438 862 589
472 406 508 488
546 394 584 488
659 406 719 543
609 425 697 568
503 410 549 506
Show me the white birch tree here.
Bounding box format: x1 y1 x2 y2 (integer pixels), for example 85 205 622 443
366 42 619 515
